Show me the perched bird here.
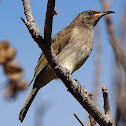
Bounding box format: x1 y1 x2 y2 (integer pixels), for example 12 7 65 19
19 10 115 122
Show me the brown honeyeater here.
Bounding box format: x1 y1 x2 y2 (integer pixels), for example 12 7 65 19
19 10 115 122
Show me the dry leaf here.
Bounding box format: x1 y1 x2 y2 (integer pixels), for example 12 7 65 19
4 79 27 98
0 40 9 50
4 63 23 80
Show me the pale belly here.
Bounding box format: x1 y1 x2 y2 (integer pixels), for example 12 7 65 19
58 44 93 74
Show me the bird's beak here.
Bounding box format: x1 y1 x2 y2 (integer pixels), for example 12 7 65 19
95 11 115 17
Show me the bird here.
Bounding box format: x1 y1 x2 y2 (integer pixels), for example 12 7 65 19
19 10 115 122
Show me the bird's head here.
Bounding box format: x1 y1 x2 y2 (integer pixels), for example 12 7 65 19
73 10 115 27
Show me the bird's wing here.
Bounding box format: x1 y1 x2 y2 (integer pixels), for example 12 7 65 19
29 25 74 86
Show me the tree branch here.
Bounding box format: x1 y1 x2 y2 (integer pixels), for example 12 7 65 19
21 0 116 125
101 0 126 73
73 113 85 126
102 85 112 116
21 0 44 49
88 114 96 126
87 92 96 126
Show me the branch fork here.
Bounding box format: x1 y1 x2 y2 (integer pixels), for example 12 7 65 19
21 0 116 125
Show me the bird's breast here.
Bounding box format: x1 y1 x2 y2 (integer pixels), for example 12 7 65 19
57 26 94 73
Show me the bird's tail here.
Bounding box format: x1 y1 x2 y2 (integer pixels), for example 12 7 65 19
19 87 39 122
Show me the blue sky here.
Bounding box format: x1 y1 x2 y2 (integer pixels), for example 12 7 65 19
0 0 125 126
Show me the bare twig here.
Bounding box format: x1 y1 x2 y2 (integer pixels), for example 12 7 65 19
44 0 55 41
115 101 121 125
53 10 59 15
73 113 85 126
87 93 96 126
109 0 116 8
120 7 126 46
114 66 122 125
102 85 112 117
115 6 126 125
101 0 126 73
21 0 44 49
88 114 96 126
21 0 116 125
94 24 102 103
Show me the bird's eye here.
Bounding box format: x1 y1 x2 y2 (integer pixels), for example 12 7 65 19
88 12 93 16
